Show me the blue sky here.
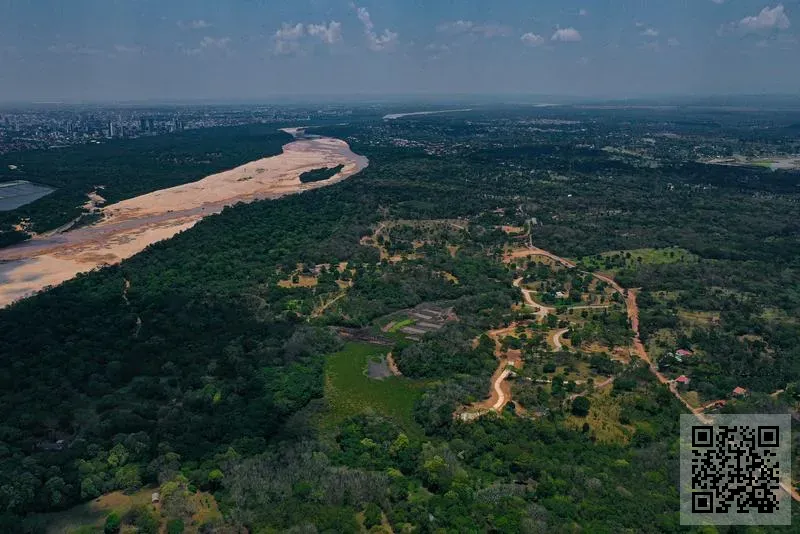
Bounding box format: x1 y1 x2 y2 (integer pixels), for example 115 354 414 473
0 0 798 101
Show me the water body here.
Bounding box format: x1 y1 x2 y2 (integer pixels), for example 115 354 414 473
383 109 473 120
0 133 368 307
0 180 55 211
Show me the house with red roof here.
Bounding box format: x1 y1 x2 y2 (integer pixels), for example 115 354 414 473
676 349 693 357
732 386 748 397
675 375 690 385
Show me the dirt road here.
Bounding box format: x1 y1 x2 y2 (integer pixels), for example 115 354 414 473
513 277 555 321
549 328 569 351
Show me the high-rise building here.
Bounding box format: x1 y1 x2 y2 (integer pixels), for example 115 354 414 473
140 118 147 131
109 121 115 138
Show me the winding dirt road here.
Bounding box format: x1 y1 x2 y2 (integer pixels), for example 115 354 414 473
512 277 555 321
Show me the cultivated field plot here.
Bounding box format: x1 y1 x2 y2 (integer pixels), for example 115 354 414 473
0 180 54 211
384 304 458 340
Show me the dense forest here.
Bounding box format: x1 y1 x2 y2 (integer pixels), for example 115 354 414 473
299 164 345 183
1 108 799 532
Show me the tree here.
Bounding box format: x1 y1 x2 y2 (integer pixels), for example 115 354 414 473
572 396 590 417
167 518 185 534
207 469 224 490
363 502 382 529
104 512 121 534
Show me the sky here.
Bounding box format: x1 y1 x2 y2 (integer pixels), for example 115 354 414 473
0 0 798 102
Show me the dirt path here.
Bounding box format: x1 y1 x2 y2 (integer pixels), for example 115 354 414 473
549 328 569 351
568 376 615 401
311 291 347 318
0 135 368 308
462 322 526 415
568 304 611 311
512 277 555 321
122 278 142 338
386 353 403 377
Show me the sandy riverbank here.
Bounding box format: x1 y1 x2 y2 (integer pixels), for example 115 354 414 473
0 134 368 308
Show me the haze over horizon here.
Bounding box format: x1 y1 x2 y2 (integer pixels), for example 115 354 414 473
1 0 799 102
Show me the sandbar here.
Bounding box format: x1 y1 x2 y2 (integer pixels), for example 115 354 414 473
0 134 368 308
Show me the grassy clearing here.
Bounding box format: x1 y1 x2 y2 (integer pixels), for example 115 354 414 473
38 487 155 533
389 318 416 332
39 488 221 534
564 388 633 445
678 309 719 327
323 342 425 436
578 247 697 273
277 275 318 288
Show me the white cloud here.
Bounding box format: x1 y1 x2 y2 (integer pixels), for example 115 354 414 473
577 56 590 65
520 32 545 46
366 29 399 51
114 44 142 54
551 28 582 42
437 20 512 38
356 7 374 31
738 4 790 32
437 20 473 33
273 23 305 55
355 6 398 51
272 21 342 55
178 19 211 30
579 9 588 16
307 21 342 44
200 36 231 49
641 28 659 37
711 0 726 4
182 36 231 56
667 37 680 47
48 43 109 57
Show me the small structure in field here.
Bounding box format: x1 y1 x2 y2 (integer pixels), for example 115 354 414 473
151 492 160 504
676 349 693 357
675 375 690 385
731 386 748 397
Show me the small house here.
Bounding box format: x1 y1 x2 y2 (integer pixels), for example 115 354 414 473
676 349 693 357
732 386 748 397
151 492 160 504
675 375 690 385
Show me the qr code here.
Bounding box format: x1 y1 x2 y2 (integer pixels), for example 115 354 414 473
680 414 791 526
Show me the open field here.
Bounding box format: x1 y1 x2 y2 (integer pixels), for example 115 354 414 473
577 247 697 273
0 135 367 308
323 342 424 435
36 487 222 534
564 388 633 444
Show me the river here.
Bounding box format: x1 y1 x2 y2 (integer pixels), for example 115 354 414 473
0 132 368 307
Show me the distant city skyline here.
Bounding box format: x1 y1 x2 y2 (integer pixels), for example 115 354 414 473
0 0 799 102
